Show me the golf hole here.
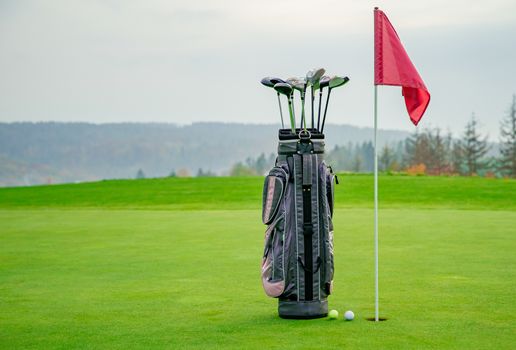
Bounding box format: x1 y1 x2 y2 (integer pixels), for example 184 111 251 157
366 317 388 322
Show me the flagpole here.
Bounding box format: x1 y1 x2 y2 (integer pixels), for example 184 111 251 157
373 6 380 323
374 83 379 322
372 6 430 323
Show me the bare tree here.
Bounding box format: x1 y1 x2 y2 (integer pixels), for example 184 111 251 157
427 128 449 175
499 94 516 178
451 139 464 175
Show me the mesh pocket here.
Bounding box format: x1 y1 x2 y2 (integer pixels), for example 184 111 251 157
262 166 288 224
261 214 286 297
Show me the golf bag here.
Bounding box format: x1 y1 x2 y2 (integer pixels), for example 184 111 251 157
261 129 338 319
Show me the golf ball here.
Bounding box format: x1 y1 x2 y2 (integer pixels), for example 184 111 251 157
328 309 339 319
344 310 354 321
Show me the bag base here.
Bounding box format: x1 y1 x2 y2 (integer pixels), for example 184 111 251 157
278 300 328 319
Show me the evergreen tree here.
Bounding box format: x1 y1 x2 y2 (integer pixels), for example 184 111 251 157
404 130 418 167
197 168 216 177
352 153 362 173
394 140 405 170
361 141 375 172
499 94 516 177
460 114 489 175
254 153 268 175
268 153 276 167
136 168 145 179
379 144 394 171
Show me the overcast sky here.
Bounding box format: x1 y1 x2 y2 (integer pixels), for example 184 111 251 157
1 0 515 138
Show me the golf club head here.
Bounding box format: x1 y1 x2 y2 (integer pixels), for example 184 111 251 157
261 77 286 88
319 75 331 89
329 76 350 89
305 70 314 87
273 82 293 97
308 68 326 91
286 77 306 93
311 68 325 81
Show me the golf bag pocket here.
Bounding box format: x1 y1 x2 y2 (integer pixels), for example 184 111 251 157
320 163 336 295
322 229 335 295
324 165 337 218
261 214 286 298
262 166 288 225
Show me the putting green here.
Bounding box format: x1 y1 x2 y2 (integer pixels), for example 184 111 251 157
1 176 515 349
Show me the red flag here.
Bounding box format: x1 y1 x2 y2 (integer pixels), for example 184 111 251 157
374 8 430 125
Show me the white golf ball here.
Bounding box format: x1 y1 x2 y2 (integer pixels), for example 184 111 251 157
344 310 354 321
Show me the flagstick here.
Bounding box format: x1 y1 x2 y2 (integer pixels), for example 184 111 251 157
374 84 379 322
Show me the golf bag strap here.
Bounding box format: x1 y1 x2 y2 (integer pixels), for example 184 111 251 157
301 153 314 301
302 154 313 235
302 154 312 185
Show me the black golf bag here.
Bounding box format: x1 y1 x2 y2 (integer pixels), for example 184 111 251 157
261 129 338 319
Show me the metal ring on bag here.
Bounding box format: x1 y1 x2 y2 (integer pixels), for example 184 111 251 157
298 129 311 140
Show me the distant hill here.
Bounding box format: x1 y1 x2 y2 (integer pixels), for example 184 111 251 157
0 122 410 186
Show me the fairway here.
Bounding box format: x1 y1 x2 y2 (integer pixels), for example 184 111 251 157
1 176 515 349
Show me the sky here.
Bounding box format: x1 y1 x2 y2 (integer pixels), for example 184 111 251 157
1 0 515 139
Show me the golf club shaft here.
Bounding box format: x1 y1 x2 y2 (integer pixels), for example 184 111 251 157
311 86 315 130
291 92 296 124
320 88 332 133
301 94 307 131
317 89 323 131
287 98 296 134
300 89 307 130
276 93 284 129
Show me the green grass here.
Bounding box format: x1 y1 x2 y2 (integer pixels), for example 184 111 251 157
1 175 515 349
1 174 515 210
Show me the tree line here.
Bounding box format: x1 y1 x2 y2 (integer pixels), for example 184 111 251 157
225 95 516 178
370 94 515 177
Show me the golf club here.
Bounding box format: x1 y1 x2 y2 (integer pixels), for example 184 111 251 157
306 68 325 130
317 76 331 131
261 77 286 129
287 77 308 132
320 75 350 133
274 83 296 134
290 90 296 124
286 78 300 130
